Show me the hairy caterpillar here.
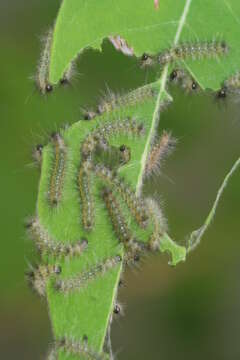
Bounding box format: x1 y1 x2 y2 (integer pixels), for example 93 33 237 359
139 40 229 68
145 198 167 251
36 28 77 93
83 86 158 120
47 337 109 360
102 187 133 244
78 161 94 231
94 164 149 228
217 71 240 99
54 255 122 293
49 133 66 206
26 264 61 297
27 217 88 257
169 68 199 93
100 186 145 263
35 28 53 94
144 130 176 178
81 118 145 160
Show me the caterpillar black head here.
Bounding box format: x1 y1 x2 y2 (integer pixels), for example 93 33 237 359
191 81 198 91
113 304 122 315
217 87 227 99
45 83 53 93
83 110 97 120
119 144 131 165
169 69 178 81
60 77 69 85
139 52 154 68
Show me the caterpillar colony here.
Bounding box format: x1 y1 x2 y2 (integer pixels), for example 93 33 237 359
28 39 229 359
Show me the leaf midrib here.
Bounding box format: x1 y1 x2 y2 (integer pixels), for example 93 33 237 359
136 0 192 194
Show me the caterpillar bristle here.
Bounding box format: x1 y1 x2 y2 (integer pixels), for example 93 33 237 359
54 255 122 293
49 133 66 207
144 130 176 178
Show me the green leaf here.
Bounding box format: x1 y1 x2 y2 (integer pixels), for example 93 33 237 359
50 0 240 90
34 1 240 359
37 81 186 360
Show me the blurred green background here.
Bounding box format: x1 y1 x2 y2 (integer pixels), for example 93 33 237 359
1 1 240 359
